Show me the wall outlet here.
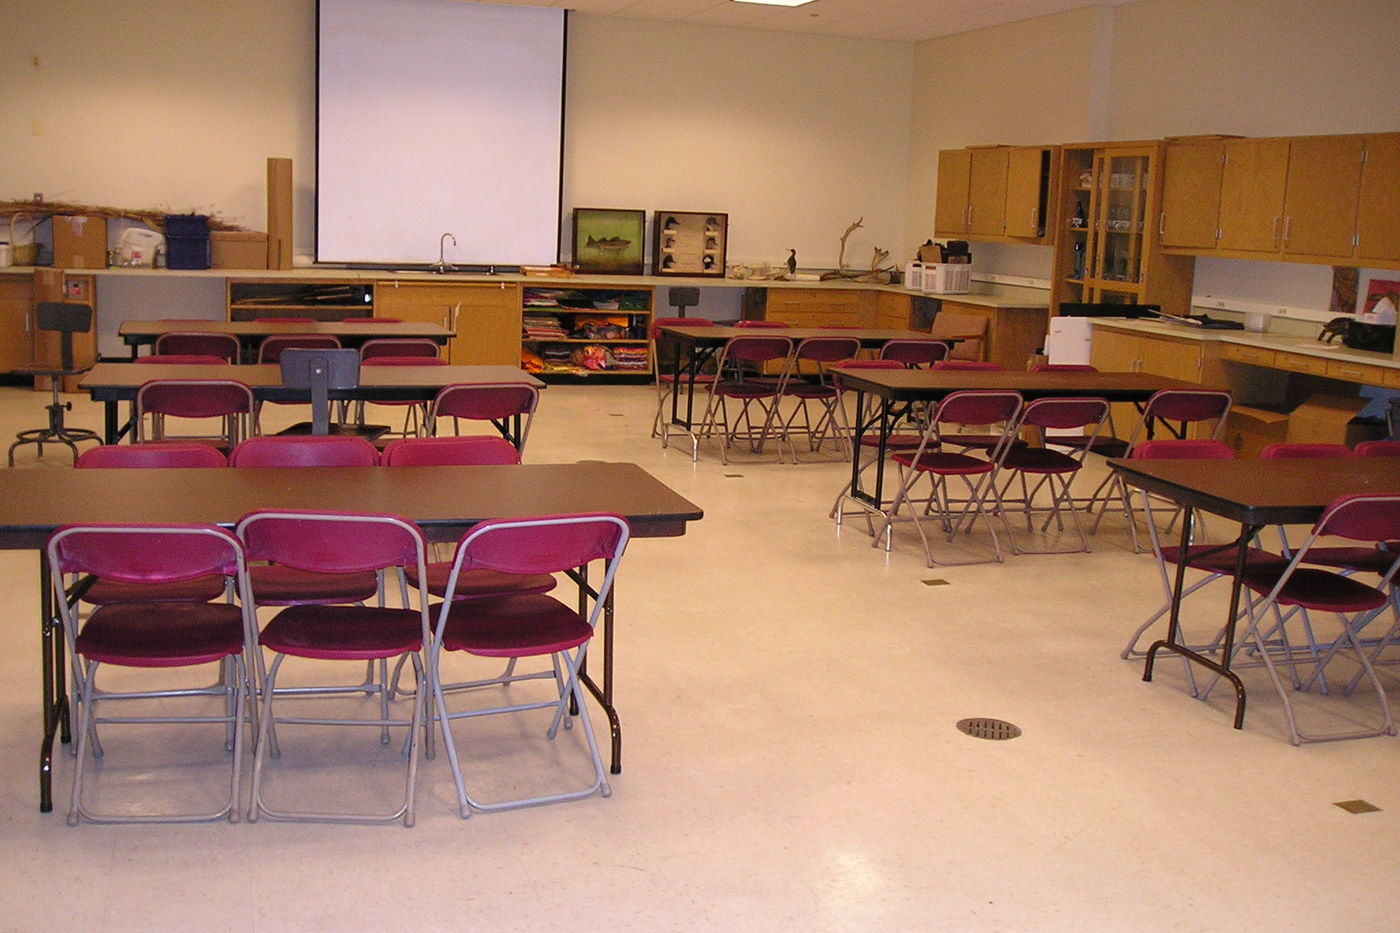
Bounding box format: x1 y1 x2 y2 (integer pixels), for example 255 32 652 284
32 192 42 203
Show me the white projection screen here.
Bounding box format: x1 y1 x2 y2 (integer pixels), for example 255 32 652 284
317 0 566 267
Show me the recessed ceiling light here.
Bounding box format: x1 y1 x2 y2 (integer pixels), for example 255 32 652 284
731 0 816 6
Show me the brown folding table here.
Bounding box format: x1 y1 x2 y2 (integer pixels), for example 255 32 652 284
1109 455 1400 728
0 462 702 812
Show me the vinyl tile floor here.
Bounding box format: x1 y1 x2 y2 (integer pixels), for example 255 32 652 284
1 382 1398 932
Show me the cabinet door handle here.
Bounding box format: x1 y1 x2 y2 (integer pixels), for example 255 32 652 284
1282 216 1292 245
1159 212 1166 237
1272 216 1282 246
1031 207 1038 229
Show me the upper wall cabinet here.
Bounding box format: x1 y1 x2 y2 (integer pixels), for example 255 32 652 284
1158 137 1227 250
1216 135 1364 261
934 146 1055 243
1158 132 1400 268
1356 134 1400 265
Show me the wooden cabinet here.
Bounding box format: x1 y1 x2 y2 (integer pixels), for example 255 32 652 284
764 287 869 327
1051 141 1194 317
873 291 912 330
1217 135 1365 261
1091 326 1215 434
934 146 1053 242
1356 134 1400 264
937 299 1048 371
375 281 520 366
1159 138 1226 250
0 273 35 373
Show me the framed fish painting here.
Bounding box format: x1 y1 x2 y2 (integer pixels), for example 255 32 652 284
572 208 646 275
652 210 728 277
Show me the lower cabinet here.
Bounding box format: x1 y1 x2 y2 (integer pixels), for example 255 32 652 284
374 281 521 366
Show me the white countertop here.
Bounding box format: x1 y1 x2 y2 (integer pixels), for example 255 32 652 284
1091 317 1400 370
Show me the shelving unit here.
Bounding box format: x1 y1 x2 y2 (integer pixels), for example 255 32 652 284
520 286 652 380
226 279 374 322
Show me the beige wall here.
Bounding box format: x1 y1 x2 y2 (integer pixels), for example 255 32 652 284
2 2 911 269
908 0 1400 298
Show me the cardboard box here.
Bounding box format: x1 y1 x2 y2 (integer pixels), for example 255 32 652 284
51 215 107 269
210 231 269 269
1286 393 1385 447
1225 405 1289 458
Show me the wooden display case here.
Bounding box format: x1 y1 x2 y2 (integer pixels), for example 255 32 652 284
652 211 727 276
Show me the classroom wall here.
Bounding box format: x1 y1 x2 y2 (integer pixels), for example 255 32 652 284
2 1 911 272
907 0 1400 310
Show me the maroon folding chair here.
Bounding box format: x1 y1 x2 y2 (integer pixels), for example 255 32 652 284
48 523 255 824
430 513 630 816
238 509 432 824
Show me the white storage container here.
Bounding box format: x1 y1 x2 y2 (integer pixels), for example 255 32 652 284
921 262 971 294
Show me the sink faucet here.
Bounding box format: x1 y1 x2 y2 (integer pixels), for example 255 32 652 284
434 232 457 274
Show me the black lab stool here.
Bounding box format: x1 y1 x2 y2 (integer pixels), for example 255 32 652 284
8 302 101 466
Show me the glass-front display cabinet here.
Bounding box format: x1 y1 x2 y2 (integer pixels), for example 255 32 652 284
1052 141 1193 315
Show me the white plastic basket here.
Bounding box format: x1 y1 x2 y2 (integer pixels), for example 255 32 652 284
921 263 971 294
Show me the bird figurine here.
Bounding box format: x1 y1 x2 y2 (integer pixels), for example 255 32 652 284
786 249 797 276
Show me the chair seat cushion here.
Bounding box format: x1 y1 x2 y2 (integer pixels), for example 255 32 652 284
1045 435 1130 457
943 433 1027 451
784 384 838 400
406 563 557 599
260 605 425 660
1163 545 1290 575
859 433 926 450
1001 447 1081 474
1299 545 1400 575
249 565 379 604
77 602 245 667
892 450 993 475
84 574 227 605
436 594 592 657
1240 566 1388 613
714 381 782 399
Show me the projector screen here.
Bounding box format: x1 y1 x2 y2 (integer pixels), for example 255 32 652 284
317 0 566 267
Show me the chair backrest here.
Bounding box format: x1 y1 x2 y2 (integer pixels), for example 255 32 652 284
792 335 861 364
1259 442 1354 459
1017 397 1110 431
257 334 341 364
229 435 379 467
142 354 230 365
933 389 1022 428
153 331 240 361
427 383 540 448
439 514 630 632
667 286 700 314
1130 439 1235 460
359 338 441 360
380 435 521 466
734 320 788 328
1030 363 1099 373
932 359 1004 371
362 356 449 367
237 510 426 578
37 302 93 371
930 311 987 361
340 317 402 324
1355 439 1400 457
831 358 905 393
48 523 245 587
77 443 227 469
136 379 254 420
879 339 949 367
1314 494 1400 544
1133 389 1232 444
718 335 793 365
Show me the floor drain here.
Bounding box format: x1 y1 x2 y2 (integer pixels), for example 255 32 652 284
956 718 1022 740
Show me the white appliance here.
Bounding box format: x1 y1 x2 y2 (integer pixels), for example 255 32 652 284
1043 316 1093 365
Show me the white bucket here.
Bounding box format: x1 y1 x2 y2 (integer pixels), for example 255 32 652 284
1243 311 1271 333
0 243 11 267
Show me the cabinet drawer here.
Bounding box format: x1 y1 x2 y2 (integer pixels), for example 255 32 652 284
1272 351 1328 376
1325 358 1391 385
1222 344 1276 367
